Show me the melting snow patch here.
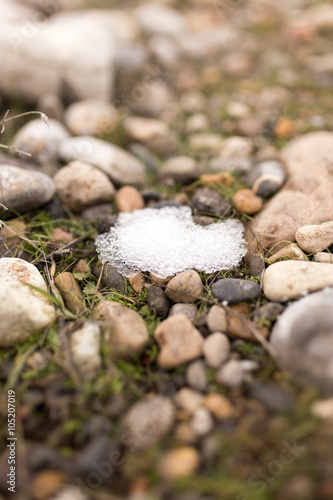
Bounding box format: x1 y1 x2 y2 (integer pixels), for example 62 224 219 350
95 206 247 279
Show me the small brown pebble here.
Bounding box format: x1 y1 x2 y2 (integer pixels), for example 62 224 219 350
149 272 172 286
50 227 73 242
203 394 234 420
54 272 86 314
233 189 263 215
274 116 295 138
268 243 308 264
200 172 234 187
129 273 145 293
166 270 203 303
250 253 265 277
159 446 200 480
32 470 65 500
73 259 91 275
116 186 144 213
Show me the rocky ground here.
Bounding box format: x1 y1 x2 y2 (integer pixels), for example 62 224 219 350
1 0 333 499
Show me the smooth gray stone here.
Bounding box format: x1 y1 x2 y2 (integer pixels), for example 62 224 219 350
212 278 261 303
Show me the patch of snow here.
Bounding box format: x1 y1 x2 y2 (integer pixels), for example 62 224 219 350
95 206 247 279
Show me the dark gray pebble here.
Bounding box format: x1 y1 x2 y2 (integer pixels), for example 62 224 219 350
147 285 170 317
212 278 261 303
246 159 286 197
252 302 285 323
250 253 265 277
249 382 293 412
191 187 231 217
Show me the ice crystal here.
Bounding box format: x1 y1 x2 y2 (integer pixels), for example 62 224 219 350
95 206 247 279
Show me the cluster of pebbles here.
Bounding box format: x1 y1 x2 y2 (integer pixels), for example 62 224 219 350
1 0 333 499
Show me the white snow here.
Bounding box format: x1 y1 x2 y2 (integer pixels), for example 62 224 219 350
95 206 247 278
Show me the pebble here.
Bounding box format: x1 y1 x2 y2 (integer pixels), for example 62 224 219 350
314 252 333 263
94 301 149 356
169 303 197 322
247 159 287 197
54 161 115 212
123 395 174 449
123 117 169 142
268 243 308 264
185 113 210 133
249 382 293 412
141 189 161 204
191 188 232 217
0 166 55 214
0 258 56 347
54 272 86 314
0 220 26 259
159 156 201 184
59 136 146 186
263 261 333 302
73 259 91 276
185 360 207 392
190 407 214 436
252 302 285 324
210 157 252 175
12 118 70 164
146 132 179 158
212 278 261 304
188 133 225 154
270 288 333 392
147 285 170 317
249 254 265 277
217 360 245 388
295 221 333 253
203 394 235 420
203 332 230 368
32 470 65 500
159 447 200 480
96 263 127 293
200 172 233 187
206 305 228 333
232 189 263 215
166 270 203 303
154 315 204 369
64 99 118 137
219 136 253 160
249 132 333 250
129 273 145 293
134 3 187 37
116 186 145 212
70 322 101 381
236 116 265 137
149 273 172 287
175 388 204 413
312 398 333 421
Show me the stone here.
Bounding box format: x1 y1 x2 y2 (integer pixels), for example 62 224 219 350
159 447 200 480
249 254 265 277
0 166 55 214
0 219 26 259
263 261 333 302
249 383 293 413
141 189 161 204
188 133 225 153
54 161 115 212
59 136 146 186
190 407 214 436
185 113 210 133
212 278 261 304
154 315 204 369
232 189 263 215
12 119 70 164
94 301 149 357
166 270 203 303
123 117 169 142
206 305 228 333
175 388 204 413
312 398 333 420
159 156 201 184
191 187 231 217
64 99 118 137
100 263 126 293
210 157 252 175
54 272 86 314
267 243 308 264
115 186 144 213
203 332 230 369
217 360 245 388
203 394 234 420
247 159 287 198
32 470 65 500
218 136 253 160
314 252 333 263
185 360 207 392
128 273 145 293
145 133 179 158
143 285 169 319
252 302 285 324
249 132 333 250
169 303 197 322
295 222 333 253
123 395 174 449
236 117 265 137
0 258 56 347
70 322 101 381
0 13 116 103
134 3 188 37
270 288 333 393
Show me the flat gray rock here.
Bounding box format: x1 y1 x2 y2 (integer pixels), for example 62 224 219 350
212 278 261 303
270 289 333 393
0 165 55 214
